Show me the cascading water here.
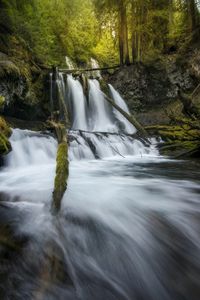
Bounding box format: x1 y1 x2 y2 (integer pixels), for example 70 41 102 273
109 84 136 134
67 75 88 131
50 72 155 160
0 76 200 300
88 79 118 133
90 58 102 78
65 56 76 69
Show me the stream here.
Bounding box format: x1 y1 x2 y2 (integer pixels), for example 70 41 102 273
0 78 200 299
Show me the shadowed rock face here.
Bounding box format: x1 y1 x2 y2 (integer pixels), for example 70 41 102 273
107 59 195 125
0 40 49 121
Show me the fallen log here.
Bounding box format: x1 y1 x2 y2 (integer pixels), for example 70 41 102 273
99 90 149 141
46 122 68 215
59 65 120 74
57 85 70 128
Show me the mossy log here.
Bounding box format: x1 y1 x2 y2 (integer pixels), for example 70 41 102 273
52 140 68 214
57 87 70 128
48 122 68 215
59 65 120 74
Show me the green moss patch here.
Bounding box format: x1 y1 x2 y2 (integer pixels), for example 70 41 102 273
0 117 12 156
146 120 200 158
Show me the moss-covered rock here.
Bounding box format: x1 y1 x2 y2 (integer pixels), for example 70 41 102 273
0 116 12 156
146 120 200 158
0 95 5 113
0 35 50 121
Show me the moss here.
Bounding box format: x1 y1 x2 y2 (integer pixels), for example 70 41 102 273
0 60 20 79
0 117 12 137
159 140 200 157
52 141 68 214
146 122 200 158
0 117 12 156
0 96 5 109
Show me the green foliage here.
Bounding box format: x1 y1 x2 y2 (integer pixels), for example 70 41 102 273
0 117 12 156
1 0 199 66
93 28 119 66
0 96 5 109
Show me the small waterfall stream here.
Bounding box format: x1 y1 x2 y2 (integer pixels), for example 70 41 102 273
0 74 200 300
67 75 88 131
88 79 117 132
109 84 136 134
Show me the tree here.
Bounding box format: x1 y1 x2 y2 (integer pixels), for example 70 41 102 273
186 0 199 32
93 0 130 65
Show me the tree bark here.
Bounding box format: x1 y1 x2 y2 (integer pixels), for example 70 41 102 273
118 0 130 65
122 2 130 65
187 0 198 31
118 4 124 66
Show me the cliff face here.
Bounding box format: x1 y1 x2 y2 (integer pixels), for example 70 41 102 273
0 35 50 121
106 53 199 125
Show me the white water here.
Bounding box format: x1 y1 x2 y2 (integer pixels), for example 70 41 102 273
59 74 137 137
0 129 199 300
51 75 156 160
65 56 75 69
90 58 102 78
109 84 136 134
88 79 117 132
67 75 88 131
0 79 199 299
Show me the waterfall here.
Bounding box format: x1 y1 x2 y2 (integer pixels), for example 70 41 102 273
67 75 88 131
4 129 57 169
109 84 136 135
90 58 101 78
0 68 199 300
49 73 157 160
88 79 117 132
65 56 75 69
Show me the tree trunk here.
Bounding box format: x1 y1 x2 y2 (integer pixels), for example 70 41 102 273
187 0 198 31
131 0 136 62
122 3 130 65
118 0 130 65
118 8 124 66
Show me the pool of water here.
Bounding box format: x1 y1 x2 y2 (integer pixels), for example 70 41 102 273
0 152 199 300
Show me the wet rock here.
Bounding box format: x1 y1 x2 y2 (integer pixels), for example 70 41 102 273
106 58 195 125
109 61 194 111
0 37 50 121
146 122 200 158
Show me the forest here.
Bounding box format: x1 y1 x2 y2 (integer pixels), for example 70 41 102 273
1 0 200 66
0 1 200 300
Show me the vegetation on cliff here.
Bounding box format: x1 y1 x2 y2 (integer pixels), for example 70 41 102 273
0 116 12 156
